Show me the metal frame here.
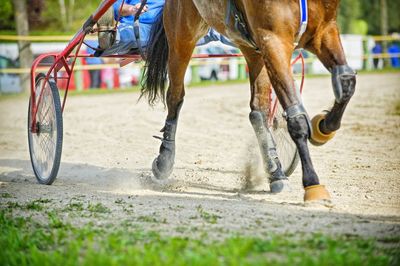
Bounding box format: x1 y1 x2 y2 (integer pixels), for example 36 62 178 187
30 0 118 133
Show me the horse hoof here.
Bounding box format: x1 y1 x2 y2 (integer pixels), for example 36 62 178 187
304 184 331 203
270 179 291 193
310 113 336 146
151 158 172 180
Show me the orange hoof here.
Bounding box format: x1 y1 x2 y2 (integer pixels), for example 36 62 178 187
310 113 336 146
304 185 331 202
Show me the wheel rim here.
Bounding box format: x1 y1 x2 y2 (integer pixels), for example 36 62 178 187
29 77 58 181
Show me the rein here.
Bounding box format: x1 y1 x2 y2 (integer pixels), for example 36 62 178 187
134 0 148 60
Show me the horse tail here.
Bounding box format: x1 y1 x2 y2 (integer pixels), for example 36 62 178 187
140 12 169 106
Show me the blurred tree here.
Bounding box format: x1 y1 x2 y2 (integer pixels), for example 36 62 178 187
58 0 68 29
350 20 368 35
0 0 98 33
380 0 389 67
68 0 76 31
319 0 400 35
0 0 14 30
380 0 388 36
40 0 98 32
56 0 76 31
28 0 45 29
386 0 400 33
11 0 33 92
338 0 362 34
359 0 400 35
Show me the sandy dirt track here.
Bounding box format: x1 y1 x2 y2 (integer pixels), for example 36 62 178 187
0 73 399 239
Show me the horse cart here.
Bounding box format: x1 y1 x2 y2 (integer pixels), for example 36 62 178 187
28 0 305 185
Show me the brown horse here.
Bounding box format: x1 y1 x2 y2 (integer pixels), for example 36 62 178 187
141 0 356 204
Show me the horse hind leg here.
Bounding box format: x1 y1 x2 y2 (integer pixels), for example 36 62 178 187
151 100 183 180
307 24 356 146
151 2 207 180
241 47 289 193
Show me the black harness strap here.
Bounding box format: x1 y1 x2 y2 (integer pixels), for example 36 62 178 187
225 0 259 51
134 0 148 60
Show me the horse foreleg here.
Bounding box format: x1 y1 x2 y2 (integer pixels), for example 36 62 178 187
259 33 331 203
307 24 356 146
241 47 288 193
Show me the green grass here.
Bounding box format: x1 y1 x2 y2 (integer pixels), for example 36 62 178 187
1 192 13 198
86 202 110 214
64 200 85 212
0 210 398 266
196 205 221 224
4 199 52 211
136 215 167 224
357 67 400 75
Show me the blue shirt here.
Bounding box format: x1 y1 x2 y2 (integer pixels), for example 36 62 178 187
372 44 382 54
113 0 164 25
388 44 400 68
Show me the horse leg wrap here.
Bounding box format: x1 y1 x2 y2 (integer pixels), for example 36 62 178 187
331 65 356 104
152 101 183 180
285 103 311 139
315 65 356 135
249 111 287 192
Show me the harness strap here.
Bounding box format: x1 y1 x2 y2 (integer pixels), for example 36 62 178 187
226 0 308 49
83 41 105 53
225 0 259 51
294 0 308 46
134 0 148 60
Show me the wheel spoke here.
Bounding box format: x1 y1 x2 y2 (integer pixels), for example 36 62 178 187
270 103 299 176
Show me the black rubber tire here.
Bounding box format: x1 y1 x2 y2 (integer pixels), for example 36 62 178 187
270 102 300 177
28 73 63 185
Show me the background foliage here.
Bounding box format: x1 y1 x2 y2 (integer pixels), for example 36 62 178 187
0 0 14 30
338 0 400 35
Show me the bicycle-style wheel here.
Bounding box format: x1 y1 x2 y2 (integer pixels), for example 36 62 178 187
28 73 63 185
270 102 300 177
